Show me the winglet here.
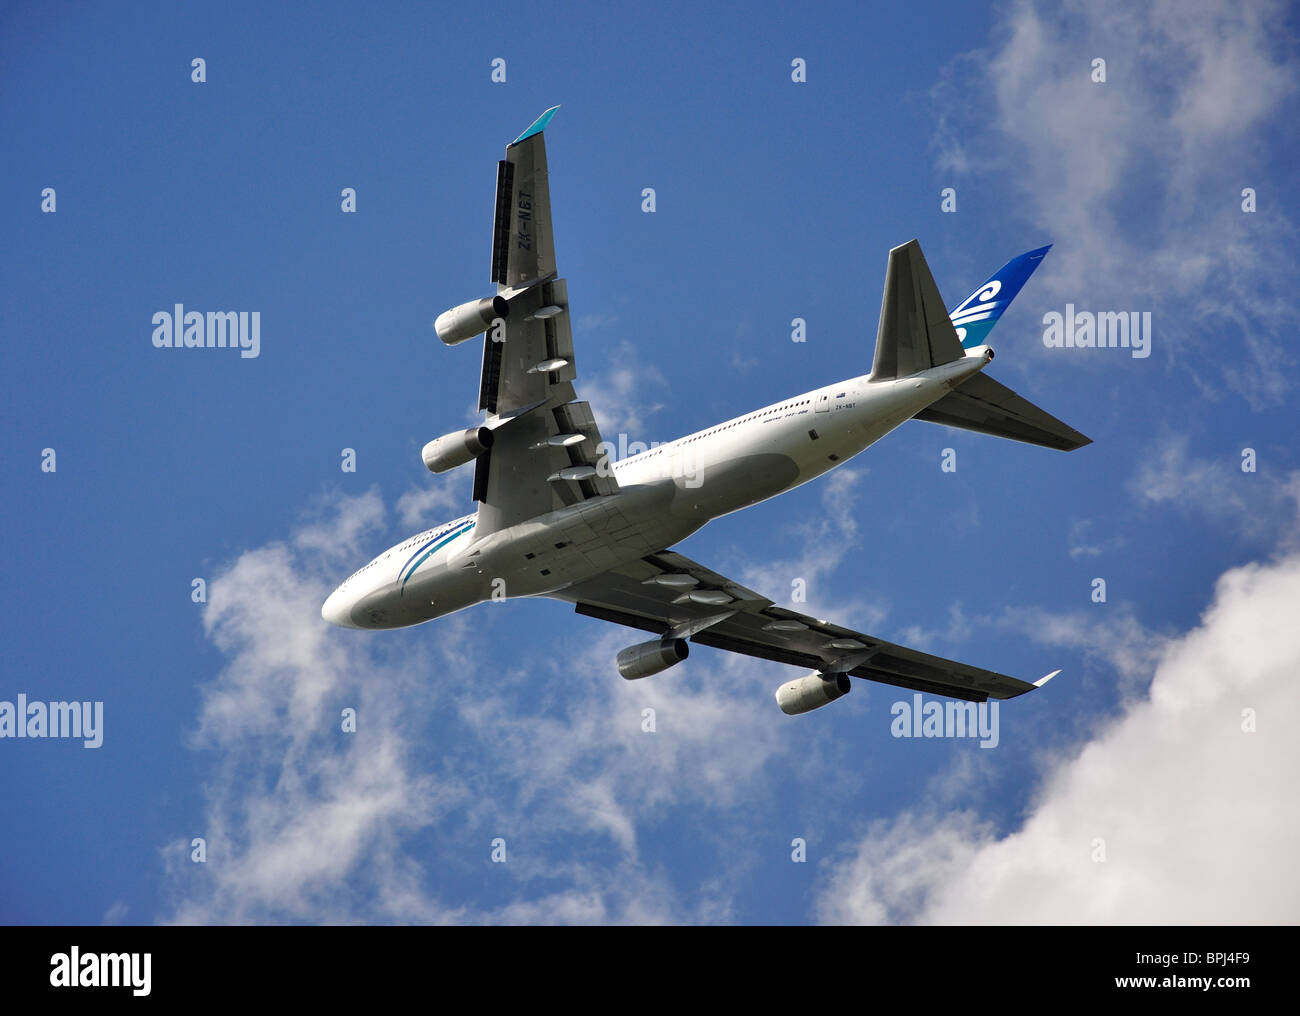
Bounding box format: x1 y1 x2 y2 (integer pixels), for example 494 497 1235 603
949 244 1053 349
1033 669 1061 689
512 105 560 146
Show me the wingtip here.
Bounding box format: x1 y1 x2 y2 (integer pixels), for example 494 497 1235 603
511 105 561 145
1033 668 1061 689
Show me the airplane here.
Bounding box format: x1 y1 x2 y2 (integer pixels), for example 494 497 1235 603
321 106 1090 715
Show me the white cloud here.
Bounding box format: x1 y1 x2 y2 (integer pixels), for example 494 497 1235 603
1130 434 1300 544
895 602 975 657
167 496 465 923
933 0 1299 405
576 312 619 332
1066 519 1125 560
164 475 871 923
585 341 668 440
292 489 385 566
999 603 1168 705
395 482 466 531
815 545 1300 924
737 467 889 634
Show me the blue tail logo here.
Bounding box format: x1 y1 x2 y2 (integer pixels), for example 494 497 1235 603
949 244 1052 348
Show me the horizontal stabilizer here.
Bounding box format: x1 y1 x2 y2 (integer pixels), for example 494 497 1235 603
872 240 966 380
913 373 1091 451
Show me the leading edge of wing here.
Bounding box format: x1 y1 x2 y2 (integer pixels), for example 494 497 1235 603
560 554 1060 702
512 105 561 146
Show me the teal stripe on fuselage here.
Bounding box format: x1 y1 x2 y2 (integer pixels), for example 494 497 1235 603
400 521 475 594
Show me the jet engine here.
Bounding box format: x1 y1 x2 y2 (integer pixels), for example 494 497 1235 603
421 427 494 473
775 671 851 715
435 296 509 346
617 638 689 680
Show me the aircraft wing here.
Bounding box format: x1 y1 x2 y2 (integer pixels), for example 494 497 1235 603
554 550 1052 701
472 108 618 536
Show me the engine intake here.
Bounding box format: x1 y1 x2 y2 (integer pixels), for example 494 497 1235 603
775 671 851 715
617 638 689 680
421 427 494 473
435 296 509 346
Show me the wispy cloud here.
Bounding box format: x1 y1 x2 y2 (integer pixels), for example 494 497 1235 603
576 312 619 332
164 474 873 923
932 0 1299 404
997 602 1167 701
165 495 465 923
815 541 1300 924
395 482 466 532
1066 518 1124 560
1130 433 1300 545
585 341 668 439
736 467 890 634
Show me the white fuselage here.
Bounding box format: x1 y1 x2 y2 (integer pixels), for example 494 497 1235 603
321 348 991 629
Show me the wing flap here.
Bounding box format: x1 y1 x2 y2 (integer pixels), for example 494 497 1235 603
469 109 621 537
552 401 618 499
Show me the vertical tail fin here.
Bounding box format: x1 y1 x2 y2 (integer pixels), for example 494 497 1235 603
906 242 1090 451
871 239 966 380
948 244 1052 349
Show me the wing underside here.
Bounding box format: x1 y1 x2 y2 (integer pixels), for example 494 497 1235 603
470 109 618 538
465 119 1057 702
555 552 1044 702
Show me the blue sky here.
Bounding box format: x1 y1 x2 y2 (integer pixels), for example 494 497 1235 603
3 0 1298 924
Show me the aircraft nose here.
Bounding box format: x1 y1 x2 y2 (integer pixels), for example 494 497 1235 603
321 587 359 628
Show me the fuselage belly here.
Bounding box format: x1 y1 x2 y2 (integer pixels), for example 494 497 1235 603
323 356 983 631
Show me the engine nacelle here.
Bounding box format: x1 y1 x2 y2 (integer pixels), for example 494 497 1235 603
617 638 689 680
435 296 509 346
775 671 851 715
421 427 494 474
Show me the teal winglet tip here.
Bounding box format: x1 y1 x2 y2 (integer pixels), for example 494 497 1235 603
512 105 560 145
